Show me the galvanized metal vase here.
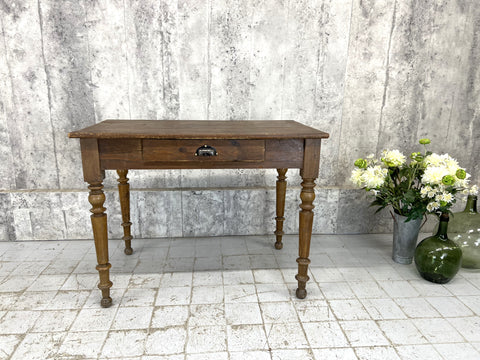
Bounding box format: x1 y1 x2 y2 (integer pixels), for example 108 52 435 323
392 211 423 264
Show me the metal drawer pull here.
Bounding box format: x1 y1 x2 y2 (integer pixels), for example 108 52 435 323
195 144 218 157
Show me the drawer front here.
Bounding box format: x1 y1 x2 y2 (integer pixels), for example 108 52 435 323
143 139 265 162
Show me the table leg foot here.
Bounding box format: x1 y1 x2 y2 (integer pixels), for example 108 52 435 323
100 297 113 308
295 259 310 299
274 168 287 250
295 288 307 299
124 246 133 255
96 263 113 307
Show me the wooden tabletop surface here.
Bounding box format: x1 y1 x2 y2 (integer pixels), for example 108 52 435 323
68 120 329 140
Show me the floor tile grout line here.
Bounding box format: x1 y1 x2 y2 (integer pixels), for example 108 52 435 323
219 254 229 359
249 266 272 359
183 259 196 356
96 298 122 359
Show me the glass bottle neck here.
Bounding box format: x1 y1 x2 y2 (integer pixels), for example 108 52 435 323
464 195 478 214
435 213 449 239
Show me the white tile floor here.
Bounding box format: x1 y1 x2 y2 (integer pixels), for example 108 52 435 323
0 233 479 360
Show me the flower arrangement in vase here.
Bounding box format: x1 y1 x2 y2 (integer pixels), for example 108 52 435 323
351 138 476 266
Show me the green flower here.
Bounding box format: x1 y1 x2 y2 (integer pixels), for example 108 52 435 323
442 175 455 186
419 138 431 145
410 152 423 162
456 169 467 180
354 158 368 169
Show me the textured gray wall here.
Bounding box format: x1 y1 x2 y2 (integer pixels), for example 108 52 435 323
0 0 479 241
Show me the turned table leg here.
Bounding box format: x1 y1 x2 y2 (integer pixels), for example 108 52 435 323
88 182 113 308
117 169 133 255
274 168 288 250
296 176 316 299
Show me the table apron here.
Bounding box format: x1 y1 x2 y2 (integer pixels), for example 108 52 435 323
98 138 305 170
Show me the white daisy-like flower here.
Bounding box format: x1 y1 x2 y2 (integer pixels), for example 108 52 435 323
426 201 440 212
420 186 432 197
436 192 453 203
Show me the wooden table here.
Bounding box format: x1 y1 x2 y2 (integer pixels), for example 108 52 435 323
69 120 329 307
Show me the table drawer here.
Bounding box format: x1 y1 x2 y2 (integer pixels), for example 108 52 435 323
142 139 265 162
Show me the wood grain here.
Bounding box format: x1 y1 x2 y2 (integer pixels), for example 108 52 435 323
68 120 329 139
80 139 104 183
143 139 265 162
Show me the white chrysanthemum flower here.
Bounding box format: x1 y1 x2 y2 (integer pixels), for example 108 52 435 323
366 153 375 160
362 166 387 189
350 168 364 187
470 185 479 195
425 154 460 177
441 154 459 172
382 150 406 167
455 178 471 189
422 166 449 185
424 154 443 167
427 191 436 198
427 201 440 212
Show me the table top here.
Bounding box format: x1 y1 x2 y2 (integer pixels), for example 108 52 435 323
68 120 329 140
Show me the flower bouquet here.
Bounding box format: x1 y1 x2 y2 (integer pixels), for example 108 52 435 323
351 138 476 264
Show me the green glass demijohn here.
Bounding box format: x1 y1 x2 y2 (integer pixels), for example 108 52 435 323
414 213 462 284
448 195 480 269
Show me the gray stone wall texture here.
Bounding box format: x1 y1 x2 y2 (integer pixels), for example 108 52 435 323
0 0 479 241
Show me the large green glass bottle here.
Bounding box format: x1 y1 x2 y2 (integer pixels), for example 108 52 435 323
449 195 480 269
414 213 462 283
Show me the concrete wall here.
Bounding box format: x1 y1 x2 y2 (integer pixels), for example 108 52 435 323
1 0 479 241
